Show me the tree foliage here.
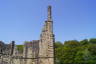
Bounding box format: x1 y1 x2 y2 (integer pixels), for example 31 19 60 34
55 38 96 64
16 45 24 53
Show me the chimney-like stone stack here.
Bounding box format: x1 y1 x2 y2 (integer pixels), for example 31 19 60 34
39 5 55 64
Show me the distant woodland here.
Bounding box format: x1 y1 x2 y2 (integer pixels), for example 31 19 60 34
55 38 96 64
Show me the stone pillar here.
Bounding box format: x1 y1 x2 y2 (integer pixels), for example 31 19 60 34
39 5 55 64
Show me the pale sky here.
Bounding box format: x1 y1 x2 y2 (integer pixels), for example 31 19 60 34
0 0 96 44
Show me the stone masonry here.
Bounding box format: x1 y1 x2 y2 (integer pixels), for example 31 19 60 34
0 5 55 64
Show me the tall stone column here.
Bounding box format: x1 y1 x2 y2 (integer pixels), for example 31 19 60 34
39 5 55 64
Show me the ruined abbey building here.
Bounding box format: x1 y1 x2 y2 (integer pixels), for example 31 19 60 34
0 5 55 64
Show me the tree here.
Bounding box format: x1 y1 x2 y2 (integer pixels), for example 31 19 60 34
89 38 96 44
64 40 80 48
80 39 89 45
74 46 91 64
61 40 80 64
55 41 63 48
55 41 63 64
16 45 24 53
55 38 96 64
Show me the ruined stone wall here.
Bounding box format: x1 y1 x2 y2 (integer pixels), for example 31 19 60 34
23 40 39 64
0 5 55 64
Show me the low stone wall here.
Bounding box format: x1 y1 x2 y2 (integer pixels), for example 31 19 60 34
0 55 38 64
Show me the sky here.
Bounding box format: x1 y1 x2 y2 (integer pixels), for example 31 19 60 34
0 0 96 44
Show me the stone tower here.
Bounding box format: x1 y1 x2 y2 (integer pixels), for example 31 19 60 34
39 5 55 64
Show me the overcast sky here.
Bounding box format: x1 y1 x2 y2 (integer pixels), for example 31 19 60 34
0 0 96 44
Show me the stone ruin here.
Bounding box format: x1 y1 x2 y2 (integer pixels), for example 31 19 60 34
0 5 55 64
